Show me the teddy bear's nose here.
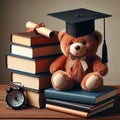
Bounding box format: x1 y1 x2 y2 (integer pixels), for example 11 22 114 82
75 45 80 50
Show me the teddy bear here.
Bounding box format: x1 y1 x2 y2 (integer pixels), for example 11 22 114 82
50 29 108 91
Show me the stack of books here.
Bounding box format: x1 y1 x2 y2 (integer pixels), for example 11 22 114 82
44 86 117 118
6 31 61 108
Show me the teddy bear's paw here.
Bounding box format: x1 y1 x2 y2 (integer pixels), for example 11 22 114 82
51 70 73 90
94 64 108 76
81 72 103 91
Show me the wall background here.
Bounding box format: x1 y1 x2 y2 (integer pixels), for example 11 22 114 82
0 0 120 85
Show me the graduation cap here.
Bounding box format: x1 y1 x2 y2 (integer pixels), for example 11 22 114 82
48 8 112 63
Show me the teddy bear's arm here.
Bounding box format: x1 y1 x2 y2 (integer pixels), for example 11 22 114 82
92 55 108 76
50 55 67 74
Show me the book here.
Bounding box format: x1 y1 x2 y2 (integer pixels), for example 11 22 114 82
25 89 45 108
45 98 114 112
11 70 51 91
45 102 114 118
11 31 59 47
6 53 61 74
44 86 117 104
10 43 61 58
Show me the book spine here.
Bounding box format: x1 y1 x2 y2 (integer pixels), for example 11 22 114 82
44 89 95 104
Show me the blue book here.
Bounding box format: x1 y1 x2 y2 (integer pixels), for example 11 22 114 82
44 86 117 104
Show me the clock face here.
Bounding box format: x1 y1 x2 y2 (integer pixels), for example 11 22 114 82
6 90 25 108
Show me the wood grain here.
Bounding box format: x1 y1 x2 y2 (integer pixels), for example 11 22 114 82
0 85 120 119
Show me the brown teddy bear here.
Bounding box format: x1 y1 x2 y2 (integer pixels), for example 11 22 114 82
50 29 108 91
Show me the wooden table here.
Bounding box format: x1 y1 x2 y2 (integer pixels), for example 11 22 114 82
0 85 120 120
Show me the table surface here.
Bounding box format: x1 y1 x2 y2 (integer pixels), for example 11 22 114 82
0 85 120 120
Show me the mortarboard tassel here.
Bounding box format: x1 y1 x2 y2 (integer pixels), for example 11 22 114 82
102 18 108 64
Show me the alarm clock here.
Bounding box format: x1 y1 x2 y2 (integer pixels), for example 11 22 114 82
6 82 26 109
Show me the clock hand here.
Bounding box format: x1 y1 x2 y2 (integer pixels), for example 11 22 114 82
14 95 18 101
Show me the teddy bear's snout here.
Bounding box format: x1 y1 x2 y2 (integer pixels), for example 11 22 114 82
70 43 87 57
75 45 80 50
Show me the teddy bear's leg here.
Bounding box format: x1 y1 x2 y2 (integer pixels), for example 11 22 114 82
51 70 74 90
81 72 103 91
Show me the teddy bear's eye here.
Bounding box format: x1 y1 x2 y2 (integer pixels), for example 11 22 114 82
82 41 86 45
70 41 73 45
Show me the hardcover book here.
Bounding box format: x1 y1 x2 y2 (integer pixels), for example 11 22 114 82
11 31 59 46
6 53 61 74
11 70 51 91
25 89 45 108
46 102 114 118
10 43 61 58
44 86 117 104
45 98 114 112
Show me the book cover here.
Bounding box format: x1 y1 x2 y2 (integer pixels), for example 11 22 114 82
44 86 117 104
11 31 59 46
45 98 114 112
6 53 61 74
11 70 51 91
10 43 61 58
45 102 114 118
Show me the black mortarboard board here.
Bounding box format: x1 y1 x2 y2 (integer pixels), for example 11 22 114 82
48 8 111 37
48 8 112 63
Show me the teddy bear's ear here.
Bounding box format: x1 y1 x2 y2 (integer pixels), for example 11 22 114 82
92 31 102 44
58 29 66 41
